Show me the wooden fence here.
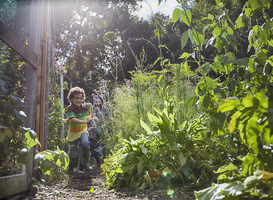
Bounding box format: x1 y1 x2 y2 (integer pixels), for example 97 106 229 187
0 0 54 198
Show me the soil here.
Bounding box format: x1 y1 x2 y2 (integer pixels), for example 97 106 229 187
22 167 196 200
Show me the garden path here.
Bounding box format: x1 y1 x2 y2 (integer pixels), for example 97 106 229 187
23 167 196 199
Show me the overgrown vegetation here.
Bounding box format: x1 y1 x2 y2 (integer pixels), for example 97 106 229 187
1 0 273 199
100 0 273 199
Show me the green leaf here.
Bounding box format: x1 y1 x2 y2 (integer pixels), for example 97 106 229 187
215 0 223 6
181 30 189 50
153 57 161 66
236 13 245 29
196 83 207 95
194 182 244 200
157 74 163 83
89 187 94 194
245 7 252 18
34 153 45 164
140 118 152 135
171 8 181 22
201 63 211 74
240 153 257 176
18 148 32 165
227 34 238 51
215 37 223 53
184 60 188 73
218 98 240 112
257 29 269 43
216 112 226 130
178 52 190 59
148 112 161 127
60 151 69 169
137 158 143 174
201 13 214 21
217 173 228 182
244 175 260 189
188 29 193 44
217 163 238 173
153 107 162 116
269 39 273 47
178 153 187 167
249 0 261 11
245 115 260 154
242 95 254 108
161 110 170 128
235 58 249 66
268 55 273 66
192 29 204 49
254 51 268 65
203 94 211 109
229 110 242 133
214 61 226 72
206 77 216 89
181 10 192 27
121 163 136 174
40 159 52 175
25 130 40 149
139 145 148 155
187 95 198 109
212 26 222 36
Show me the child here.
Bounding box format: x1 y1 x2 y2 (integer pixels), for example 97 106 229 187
66 86 93 172
88 116 102 167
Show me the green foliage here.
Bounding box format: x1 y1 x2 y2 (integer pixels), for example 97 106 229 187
218 91 272 155
0 44 27 175
47 80 68 151
176 0 273 198
103 97 214 190
195 181 244 200
17 128 41 165
34 147 69 182
104 0 273 199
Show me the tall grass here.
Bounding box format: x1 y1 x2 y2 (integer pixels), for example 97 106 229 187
103 63 201 153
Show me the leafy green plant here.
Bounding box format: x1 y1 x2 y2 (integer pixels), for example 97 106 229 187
196 91 273 199
0 70 27 176
34 147 69 182
189 0 273 198
102 97 214 192
18 127 69 183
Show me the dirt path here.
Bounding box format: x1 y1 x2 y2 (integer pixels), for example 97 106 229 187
23 167 196 199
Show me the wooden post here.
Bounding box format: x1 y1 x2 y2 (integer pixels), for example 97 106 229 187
36 0 49 151
24 0 44 189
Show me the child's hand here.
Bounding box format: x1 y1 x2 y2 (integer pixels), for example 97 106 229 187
86 117 92 123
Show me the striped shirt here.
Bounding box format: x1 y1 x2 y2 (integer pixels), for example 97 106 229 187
66 102 92 142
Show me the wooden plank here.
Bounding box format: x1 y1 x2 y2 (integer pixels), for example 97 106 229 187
0 20 38 69
35 44 43 152
39 0 49 151
24 0 44 190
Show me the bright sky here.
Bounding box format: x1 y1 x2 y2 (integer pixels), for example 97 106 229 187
134 0 179 19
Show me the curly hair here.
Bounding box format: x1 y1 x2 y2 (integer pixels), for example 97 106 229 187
67 86 86 103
